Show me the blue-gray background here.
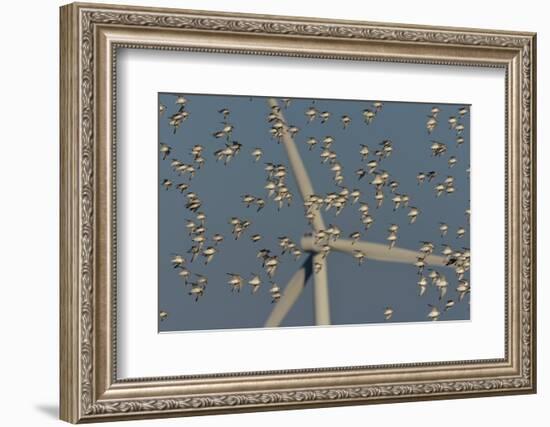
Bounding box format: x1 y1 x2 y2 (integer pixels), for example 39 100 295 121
158 93 470 332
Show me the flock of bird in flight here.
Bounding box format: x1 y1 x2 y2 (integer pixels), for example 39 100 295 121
158 94 470 325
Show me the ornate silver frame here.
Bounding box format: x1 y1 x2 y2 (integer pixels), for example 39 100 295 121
60 2 536 423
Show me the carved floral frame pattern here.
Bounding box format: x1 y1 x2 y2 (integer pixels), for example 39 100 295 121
60 2 536 423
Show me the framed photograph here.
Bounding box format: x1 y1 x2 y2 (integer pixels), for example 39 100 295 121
60 2 537 423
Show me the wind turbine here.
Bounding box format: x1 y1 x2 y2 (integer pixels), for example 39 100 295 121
264 98 451 328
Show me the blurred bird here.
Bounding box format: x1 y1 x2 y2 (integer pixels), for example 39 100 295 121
442 245 453 257
414 257 426 274
349 231 361 244
171 254 185 268
212 234 224 246
162 179 173 190
195 274 208 288
457 280 470 301
291 248 302 260
359 145 370 160
448 156 457 168
185 219 197 235
248 274 262 293
320 244 331 259
288 125 300 138
196 211 206 224
251 234 262 243
191 145 204 160
251 148 263 162
417 276 428 296
362 215 374 230
264 256 279 278
221 123 234 135
375 191 384 208
381 140 393 158
178 268 190 284
431 141 447 156
192 234 206 248
188 284 205 302
319 149 331 164
314 261 323 274
202 246 218 265
426 115 438 134
255 198 265 212
371 174 384 188
227 273 243 292
435 183 446 197
419 241 434 256
384 307 394 320
353 250 366 265
356 168 367 180
169 110 189 133
159 310 168 321
362 109 376 124
392 194 403 210
175 95 187 106
323 136 335 148
242 194 256 207
408 207 420 224
170 158 183 170
176 183 188 193
435 275 448 299
269 282 281 303
188 245 200 263
218 108 230 120
306 137 318 150
427 305 441 321
341 115 352 129
387 232 398 249
448 116 458 129
350 189 361 204
367 160 378 174
160 143 172 160
305 106 317 122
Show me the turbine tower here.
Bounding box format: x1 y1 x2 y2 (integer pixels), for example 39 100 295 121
264 98 451 328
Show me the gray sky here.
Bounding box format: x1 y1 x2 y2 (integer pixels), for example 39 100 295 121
158 93 470 332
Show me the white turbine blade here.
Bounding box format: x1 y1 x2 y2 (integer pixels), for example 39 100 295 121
312 253 331 325
301 236 449 267
264 261 309 328
267 98 326 232
267 98 331 326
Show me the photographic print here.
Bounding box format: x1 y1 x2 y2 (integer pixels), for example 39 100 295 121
158 93 470 332
60 6 536 420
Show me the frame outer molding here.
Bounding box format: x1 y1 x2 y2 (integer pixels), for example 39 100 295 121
60 2 536 423
60 4 81 423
